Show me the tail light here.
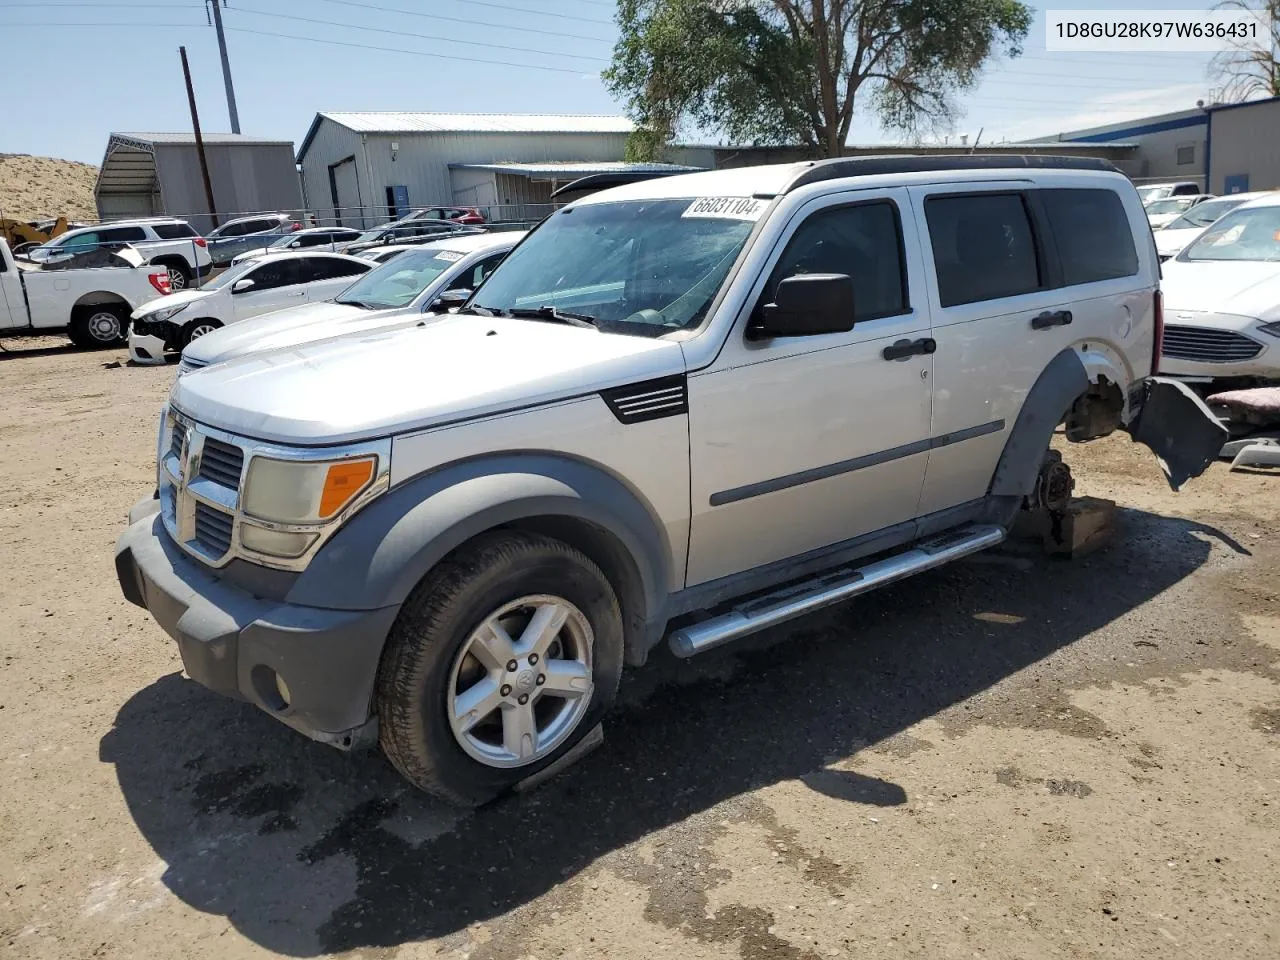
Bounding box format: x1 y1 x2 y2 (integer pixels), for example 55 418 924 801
149 271 172 296
194 237 207 248
1151 289 1164 375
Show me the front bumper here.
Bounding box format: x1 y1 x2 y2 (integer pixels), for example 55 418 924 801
115 498 399 749
127 328 170 365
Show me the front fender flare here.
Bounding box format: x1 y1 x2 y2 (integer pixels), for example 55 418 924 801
285 454 672 621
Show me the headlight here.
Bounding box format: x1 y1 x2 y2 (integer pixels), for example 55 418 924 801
144 302 190 324
1258 321 1280 339
242 455 378 524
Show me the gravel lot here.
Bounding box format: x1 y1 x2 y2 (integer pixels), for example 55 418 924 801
2 341 1277 960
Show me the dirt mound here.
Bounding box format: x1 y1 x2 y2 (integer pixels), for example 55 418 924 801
0 153 99 221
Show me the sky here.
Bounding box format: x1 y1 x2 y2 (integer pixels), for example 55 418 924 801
0 0 1234 164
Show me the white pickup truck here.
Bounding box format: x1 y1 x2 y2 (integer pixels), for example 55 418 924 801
0 239 170 347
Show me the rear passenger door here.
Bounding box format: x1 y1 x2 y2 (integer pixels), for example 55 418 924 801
909 181 1141 516
230 259 311 321
685 189 934 586
300 255 372 300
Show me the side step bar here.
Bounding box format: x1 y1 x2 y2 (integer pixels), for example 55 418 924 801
668 524 1006 657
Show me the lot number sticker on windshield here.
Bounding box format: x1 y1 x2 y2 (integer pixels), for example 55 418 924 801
682 197 768 221
433 251 465 262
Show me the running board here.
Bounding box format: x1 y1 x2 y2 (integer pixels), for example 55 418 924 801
668 524 1006 657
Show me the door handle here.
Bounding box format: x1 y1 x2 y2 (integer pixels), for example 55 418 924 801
1031 310 1072 330
882 337 936 361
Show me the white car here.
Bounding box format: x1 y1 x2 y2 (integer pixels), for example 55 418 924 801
24 217 213 291
1154 192 1270 260
128 251 373 364
1145 194 1213 229
1136 181 1203 206
228 227 364 265
178 231 524 373
1159 194 1280 382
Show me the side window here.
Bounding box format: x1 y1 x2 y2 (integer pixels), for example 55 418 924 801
296 233 327 248
925 193 1041 307
304 257 369 282
1039 188 1139 286
151 223 198 240
468 251 507 288
101 226 148 243
222 221 253 238
61 232 100 253
763 201 908 322
242 259 301 291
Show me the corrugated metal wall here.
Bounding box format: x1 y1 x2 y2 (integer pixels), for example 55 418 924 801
1209 99 1280 194
153 143 304 233
297 120 365 226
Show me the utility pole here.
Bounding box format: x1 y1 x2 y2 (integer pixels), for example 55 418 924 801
180 46 220 229
207 0 240 134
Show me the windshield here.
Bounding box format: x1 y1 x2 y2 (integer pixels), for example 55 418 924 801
334 248 462 308
198 259 258 291
1147 198 1196 215
472 198 759 333
1164 197 1243 230
1183 205 1280 262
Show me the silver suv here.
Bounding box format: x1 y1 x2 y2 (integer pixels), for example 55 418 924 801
115 156 1225 805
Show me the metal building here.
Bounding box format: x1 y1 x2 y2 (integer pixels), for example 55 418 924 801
1031 108 1209 187
1202 96 1280 195
295 112 712 227
94 132 304 233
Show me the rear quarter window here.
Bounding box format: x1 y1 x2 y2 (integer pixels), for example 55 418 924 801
1039 188 1139 286
151 222 198 240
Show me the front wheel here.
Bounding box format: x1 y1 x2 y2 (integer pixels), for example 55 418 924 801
180 318 222 347
376 531 623 806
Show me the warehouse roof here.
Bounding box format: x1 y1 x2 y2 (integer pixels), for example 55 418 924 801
96 132 296 198
451 160 701 179
108 132 295 147
299 112 634 161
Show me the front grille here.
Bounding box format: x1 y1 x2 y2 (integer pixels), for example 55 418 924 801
199 437 244 488
179 356 208 374
194 503 234 556
170 418 187 460
1162 324 1263 364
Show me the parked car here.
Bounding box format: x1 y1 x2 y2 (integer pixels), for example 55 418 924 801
1158 193 1280 384
1145 194 1213 229
24 218 212 291
1136 181 1203 205
343 222 485 257
127 251 373 363
179 231 524 374
404 206 486 225
356 244 419 264
0 238 169 347
204 214 299 266
1154 192 1270 260
229 228 363 264
115 156 1224 805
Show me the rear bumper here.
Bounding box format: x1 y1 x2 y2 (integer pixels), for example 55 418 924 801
1127 376 1229 489
114 498 399 749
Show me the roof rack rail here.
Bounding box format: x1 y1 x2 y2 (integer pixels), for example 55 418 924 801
784 154 1119 192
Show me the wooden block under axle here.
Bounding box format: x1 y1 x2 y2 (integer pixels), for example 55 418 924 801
1014 497 1117 559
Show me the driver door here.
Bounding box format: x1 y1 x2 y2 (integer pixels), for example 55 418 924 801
685 189 934 586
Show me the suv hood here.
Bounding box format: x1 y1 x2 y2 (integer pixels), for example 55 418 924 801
1160 259 1280 321
171 315 686 444
182 300 404 365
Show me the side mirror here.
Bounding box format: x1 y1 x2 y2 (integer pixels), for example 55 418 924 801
430 288 471 311
232 278 255 293
748 273 856 340
288 240 300 248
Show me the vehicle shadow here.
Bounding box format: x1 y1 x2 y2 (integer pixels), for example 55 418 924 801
0 340 77 361
99 507 1231 955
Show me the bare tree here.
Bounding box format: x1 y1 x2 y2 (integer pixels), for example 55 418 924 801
1209 0 1280 101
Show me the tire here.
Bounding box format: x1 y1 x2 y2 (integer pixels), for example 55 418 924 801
180 318 222 348
161 261 192 292
376 531 624 806
68 304 129 349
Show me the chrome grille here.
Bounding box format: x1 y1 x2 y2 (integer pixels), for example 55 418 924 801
1162 325 1263 364
194 502 234 556
198 437 245 489
170 418 187 460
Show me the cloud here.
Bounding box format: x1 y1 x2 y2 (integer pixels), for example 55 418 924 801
981 83 1208 142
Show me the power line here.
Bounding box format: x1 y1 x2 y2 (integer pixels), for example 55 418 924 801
439 0 614 25
232 4 607 63
225 24 600 75
316 0 614 43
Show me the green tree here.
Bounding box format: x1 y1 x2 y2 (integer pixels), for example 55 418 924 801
606 0 1033 160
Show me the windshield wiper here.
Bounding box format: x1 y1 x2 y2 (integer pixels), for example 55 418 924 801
459 304 497 317
334 298 376 310
503 306 599 329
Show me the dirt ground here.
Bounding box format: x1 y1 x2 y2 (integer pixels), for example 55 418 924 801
0 155 99 222
1 342 1277 960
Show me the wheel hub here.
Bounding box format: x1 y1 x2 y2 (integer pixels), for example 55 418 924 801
447 594 594 769
88 312 120 341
